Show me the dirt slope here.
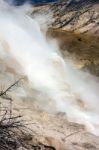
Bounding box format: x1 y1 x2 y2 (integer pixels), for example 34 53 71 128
0 53 99 150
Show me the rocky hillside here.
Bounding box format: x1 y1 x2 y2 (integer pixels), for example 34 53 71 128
0 1 99 149
0 57 99 150
33 0 99 35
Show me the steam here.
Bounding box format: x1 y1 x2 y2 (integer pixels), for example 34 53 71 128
0 0 99 135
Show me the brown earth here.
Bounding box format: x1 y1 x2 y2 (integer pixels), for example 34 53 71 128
47 29 99 76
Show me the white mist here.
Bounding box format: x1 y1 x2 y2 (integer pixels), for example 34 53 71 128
0 0 99 135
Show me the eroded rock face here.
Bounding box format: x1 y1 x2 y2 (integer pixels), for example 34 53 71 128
51 0 99 33
32 0 99 35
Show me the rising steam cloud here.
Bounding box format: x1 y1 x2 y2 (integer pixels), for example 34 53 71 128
0 0 99 135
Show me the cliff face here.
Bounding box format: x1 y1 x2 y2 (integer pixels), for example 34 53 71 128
51 0 99 34
32 0 99 75
33 0 99 35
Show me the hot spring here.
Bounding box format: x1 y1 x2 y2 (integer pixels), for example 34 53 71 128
0 0 99 135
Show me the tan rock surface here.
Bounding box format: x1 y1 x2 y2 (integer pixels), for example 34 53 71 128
32 0 99 35
0 57 99 150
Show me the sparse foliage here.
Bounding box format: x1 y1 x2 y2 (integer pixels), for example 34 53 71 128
0 79 56 150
